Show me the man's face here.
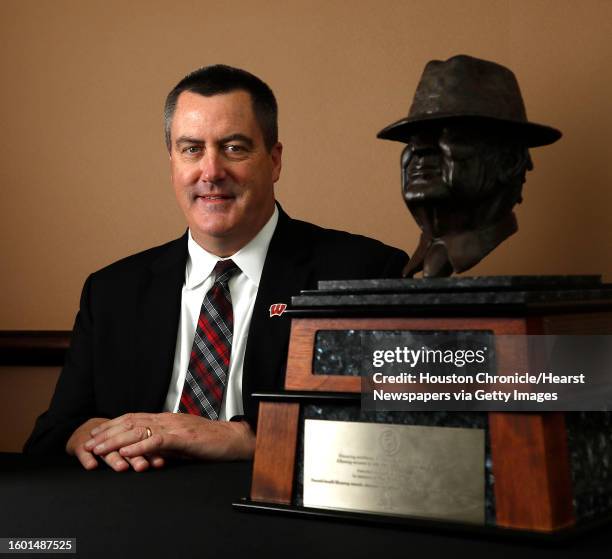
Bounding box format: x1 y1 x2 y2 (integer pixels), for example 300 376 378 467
169 90 282 256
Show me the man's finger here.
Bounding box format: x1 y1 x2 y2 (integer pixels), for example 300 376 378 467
84 421 135 450
125 455 150 472
148 455 165 469
87 425 150 454
74 446 98 470
119 433 165 458
102 451 130 472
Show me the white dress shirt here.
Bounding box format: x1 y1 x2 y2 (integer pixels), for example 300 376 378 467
163 206 279 420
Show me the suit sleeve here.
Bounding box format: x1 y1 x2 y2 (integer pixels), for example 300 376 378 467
23 275 98 454
380 247 409 278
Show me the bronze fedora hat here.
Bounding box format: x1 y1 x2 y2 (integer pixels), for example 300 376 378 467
377 54 561 147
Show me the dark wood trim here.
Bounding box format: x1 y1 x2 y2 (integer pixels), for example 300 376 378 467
250 402 300 505
489 412 575 531
0 331 70 366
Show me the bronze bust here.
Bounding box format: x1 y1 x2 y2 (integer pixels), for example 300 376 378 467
378 55 562 277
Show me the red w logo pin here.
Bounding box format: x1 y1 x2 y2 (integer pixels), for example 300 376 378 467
269 303 287 317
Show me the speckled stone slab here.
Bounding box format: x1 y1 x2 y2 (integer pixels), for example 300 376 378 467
292 289 612 308
566 412 612 521
291 275 612 310
316 275 603 293
313 329 495 376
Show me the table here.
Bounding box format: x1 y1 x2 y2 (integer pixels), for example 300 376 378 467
0 453 610 558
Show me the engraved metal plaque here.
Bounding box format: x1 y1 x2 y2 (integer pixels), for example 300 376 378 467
303 420 485 524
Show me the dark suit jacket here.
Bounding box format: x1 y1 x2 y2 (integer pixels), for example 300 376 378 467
24 207 408 454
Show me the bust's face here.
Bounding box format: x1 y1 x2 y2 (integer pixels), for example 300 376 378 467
401 126 496 203
401 124 505 237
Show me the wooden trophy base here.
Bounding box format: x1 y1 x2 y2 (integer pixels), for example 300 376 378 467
237 276 612 537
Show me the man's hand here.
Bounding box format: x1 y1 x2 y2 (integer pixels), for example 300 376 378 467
84 412 255 463
66 417 165 472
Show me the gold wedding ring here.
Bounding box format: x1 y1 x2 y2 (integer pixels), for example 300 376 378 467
145 426 152 439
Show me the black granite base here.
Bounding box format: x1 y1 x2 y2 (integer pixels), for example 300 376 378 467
291 275 612 314
313 329 495 376
566 412 612 522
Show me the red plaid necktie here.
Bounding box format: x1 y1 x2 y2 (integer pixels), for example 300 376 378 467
179 259 239 419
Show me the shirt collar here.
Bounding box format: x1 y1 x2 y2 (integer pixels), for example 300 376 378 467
185 205 279 289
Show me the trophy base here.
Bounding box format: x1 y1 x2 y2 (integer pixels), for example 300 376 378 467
245 275 612 536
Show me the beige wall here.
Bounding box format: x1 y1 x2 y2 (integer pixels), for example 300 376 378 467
0 367 61 451
1 0 611 330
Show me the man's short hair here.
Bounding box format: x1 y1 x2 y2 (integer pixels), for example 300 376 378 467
164 64 278 152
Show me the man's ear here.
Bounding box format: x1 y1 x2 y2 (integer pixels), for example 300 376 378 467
271 142 283 183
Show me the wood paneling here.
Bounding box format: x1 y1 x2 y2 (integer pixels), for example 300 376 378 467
250 402 300 505
489 412 575 531
0 331 70 366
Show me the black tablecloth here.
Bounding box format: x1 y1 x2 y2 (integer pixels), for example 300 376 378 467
0 453 610 558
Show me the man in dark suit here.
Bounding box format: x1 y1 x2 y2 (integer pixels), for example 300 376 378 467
25 65 408 471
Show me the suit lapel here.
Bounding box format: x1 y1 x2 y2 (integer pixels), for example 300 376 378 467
242 207 313 414
132 233 187 411
129 211 312 416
